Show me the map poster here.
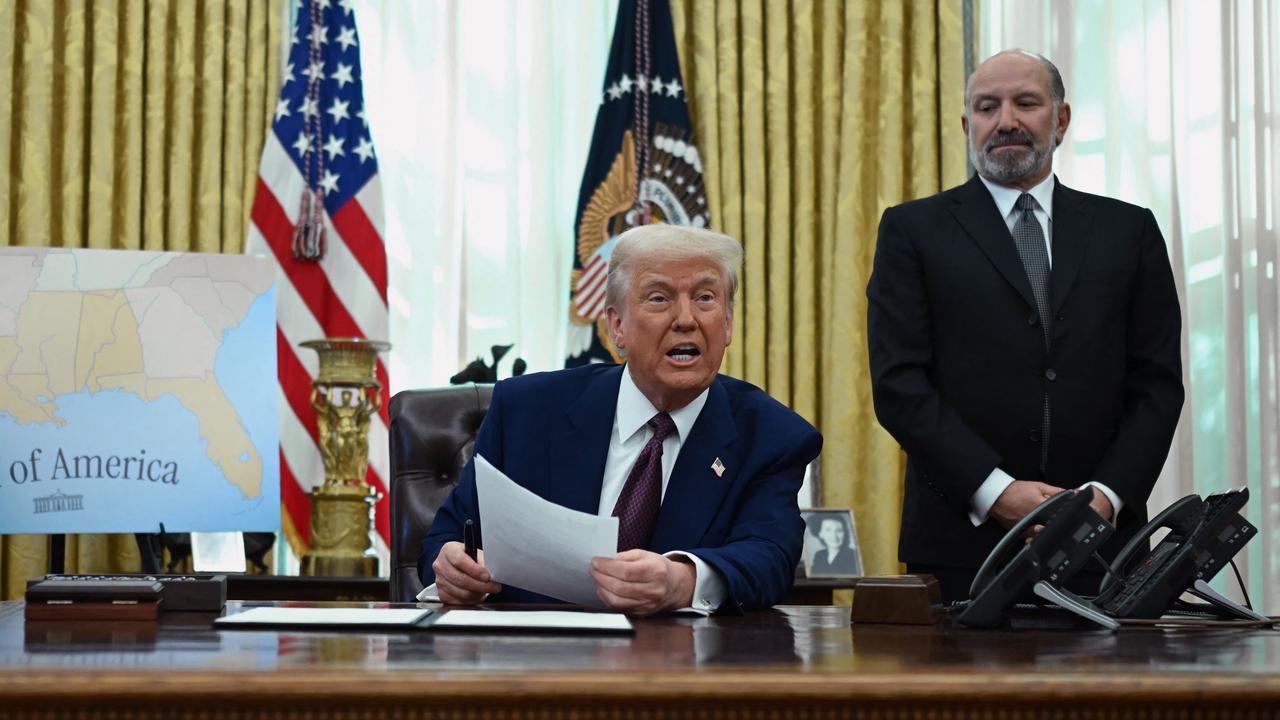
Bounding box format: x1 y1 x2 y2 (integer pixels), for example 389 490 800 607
0 248 280 534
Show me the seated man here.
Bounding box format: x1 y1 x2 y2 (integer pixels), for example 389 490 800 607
420 224 822 614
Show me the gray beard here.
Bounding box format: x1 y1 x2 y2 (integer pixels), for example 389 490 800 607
969 134 1057 184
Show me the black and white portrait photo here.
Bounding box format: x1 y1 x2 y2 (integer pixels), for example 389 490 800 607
801 509 862 578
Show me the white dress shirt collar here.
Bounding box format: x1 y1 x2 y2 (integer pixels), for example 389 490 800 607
616 364 709 444
979 172 1055 223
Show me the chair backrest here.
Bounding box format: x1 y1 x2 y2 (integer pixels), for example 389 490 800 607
387 384 493 602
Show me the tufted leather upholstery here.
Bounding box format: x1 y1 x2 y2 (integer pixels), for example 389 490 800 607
388 384 493 603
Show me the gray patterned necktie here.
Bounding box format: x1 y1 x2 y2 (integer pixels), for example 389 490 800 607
1013 193 1051 344
1012 193 1051 470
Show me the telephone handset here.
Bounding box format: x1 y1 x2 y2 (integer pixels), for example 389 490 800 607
1098 494 1202 598
1098 488 1258 620
958 487 1116 630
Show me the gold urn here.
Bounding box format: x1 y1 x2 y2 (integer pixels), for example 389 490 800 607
299 337 390 577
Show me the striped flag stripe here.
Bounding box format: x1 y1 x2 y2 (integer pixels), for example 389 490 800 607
577 268 606 301
272 263 391 443
259 134 387 313
252 178 373 340
332 198 388 296
583 291 607 319
280 448 313 543
252 178 392 417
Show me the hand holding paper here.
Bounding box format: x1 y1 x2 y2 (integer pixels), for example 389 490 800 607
473 455 618 608
590 549 696 615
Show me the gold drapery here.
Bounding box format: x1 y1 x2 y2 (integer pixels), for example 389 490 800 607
0 0 279 600
671 0 972 580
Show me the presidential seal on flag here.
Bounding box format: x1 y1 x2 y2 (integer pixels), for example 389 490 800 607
571 126 709 360
566 0 710 366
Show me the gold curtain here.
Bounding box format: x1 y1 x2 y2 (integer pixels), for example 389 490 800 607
0 0 280 600
671 0 972 579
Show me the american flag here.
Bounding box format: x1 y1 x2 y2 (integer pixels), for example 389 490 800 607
245 0 390 562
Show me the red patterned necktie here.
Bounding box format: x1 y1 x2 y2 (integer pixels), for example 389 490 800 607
613 412 677 552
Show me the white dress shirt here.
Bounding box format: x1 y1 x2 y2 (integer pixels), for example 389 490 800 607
968 174 1123 526
597 365 725 612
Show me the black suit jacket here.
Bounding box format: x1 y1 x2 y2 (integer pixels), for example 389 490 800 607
866 174 1184 570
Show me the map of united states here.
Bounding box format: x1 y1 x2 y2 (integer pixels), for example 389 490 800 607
0 248 279 533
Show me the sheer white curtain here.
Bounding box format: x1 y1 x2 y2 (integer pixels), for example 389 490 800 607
983 0 1280 612
354 0 618 391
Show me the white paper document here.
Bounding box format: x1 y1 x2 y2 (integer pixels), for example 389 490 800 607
474 454 618 608
214 607 434 628
431 609 633 633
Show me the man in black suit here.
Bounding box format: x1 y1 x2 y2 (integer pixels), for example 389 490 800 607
866 50 1184 602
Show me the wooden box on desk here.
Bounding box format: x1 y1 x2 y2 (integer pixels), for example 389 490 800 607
851 574 943 624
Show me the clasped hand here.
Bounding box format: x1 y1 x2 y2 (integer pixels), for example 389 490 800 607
991 480 1116 537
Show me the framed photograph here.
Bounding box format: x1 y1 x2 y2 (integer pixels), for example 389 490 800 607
800 509 862 579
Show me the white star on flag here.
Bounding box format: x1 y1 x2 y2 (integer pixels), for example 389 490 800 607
651 75 665 95
275 98 291 121
331 62 355 88
353 136 375 162
302 60 324 83
335 27 357 52
291 131 311 156
310 24 328 48
619 74 633 94
324 134 345 159
283 62 295 86
299 96 319 118
320 169 340 194
666 78 683 97
326 98 350 123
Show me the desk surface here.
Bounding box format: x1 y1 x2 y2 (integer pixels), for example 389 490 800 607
2 600 1279 720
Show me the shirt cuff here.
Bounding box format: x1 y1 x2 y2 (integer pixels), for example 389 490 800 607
969 467 1016 526
664 551 724 613
1082 481 1123 521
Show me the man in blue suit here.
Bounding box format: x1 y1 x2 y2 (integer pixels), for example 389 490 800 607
421 224 822 614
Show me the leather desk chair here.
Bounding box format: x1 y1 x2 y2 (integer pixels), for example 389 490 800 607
388 384 493 603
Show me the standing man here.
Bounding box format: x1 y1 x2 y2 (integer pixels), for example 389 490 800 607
423 224 822 614
866 50 1184 601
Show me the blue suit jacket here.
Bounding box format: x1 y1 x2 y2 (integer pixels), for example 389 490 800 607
419 363 822 612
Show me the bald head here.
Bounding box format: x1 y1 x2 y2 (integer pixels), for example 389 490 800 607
964 50 1065 114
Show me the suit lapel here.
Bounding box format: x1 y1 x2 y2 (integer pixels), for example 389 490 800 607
650 378 738 550
1049 181 1094 315
547 366 622 514
949 174 1037 311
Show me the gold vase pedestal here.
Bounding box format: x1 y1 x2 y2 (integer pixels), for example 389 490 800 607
299 338 390 578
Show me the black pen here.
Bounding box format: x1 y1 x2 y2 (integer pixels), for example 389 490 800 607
463 519 478 562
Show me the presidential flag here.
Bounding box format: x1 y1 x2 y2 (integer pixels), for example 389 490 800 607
245 0 390 561
567 0 710 366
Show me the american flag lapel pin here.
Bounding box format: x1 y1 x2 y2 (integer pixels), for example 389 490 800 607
711 457 726 477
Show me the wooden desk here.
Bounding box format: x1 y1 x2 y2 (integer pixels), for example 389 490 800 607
2 600 1278 719
222 574 844 604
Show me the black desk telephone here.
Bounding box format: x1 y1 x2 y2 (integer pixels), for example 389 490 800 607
1097 487 1260 620
958 487 1117 630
